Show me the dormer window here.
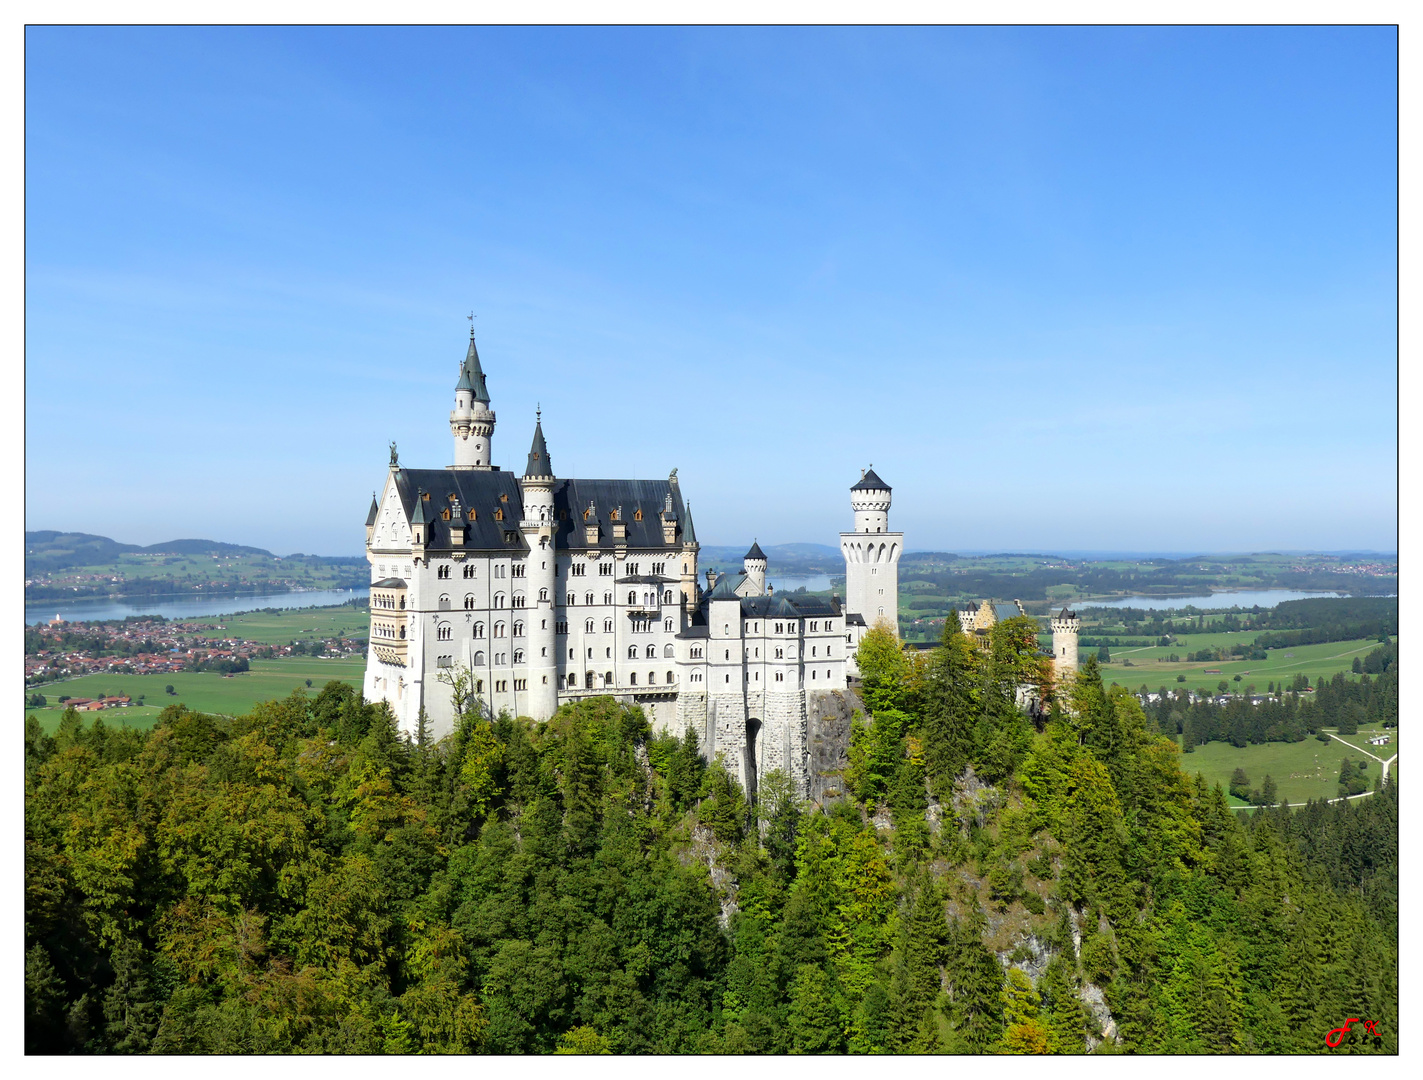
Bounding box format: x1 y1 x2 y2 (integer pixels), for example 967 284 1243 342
609 508 620 522
494 508 503 521
634 508 643 522
500 493 508 503
421 492 431 501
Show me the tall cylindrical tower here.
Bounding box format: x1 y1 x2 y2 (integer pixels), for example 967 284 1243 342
451 330 496 470
520 417 559 720
743 540 767 596
1051 608 1079 686
840 467 903 643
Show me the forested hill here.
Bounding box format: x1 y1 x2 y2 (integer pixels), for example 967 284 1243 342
25 532 276 573
24 622 1397 1054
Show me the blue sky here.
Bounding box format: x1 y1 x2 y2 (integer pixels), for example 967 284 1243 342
25 26 1398 557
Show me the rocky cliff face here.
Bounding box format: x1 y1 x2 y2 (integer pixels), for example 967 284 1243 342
806 688 862 805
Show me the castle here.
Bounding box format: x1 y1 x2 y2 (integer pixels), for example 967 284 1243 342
362 329 902 797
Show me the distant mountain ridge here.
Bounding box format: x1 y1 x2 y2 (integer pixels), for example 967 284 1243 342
24 531 356 576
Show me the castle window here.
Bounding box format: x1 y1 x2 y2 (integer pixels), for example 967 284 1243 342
628 591 637 605
810 621 818 631
775 672 784 682
513 594 526 608
494 565 505 579
474 621 485 637
604 592 613 604
494 622 506 638
568 673 578 687
604 618 613 632
648 671 656 684
437 564 450 579
775 648 784 659
512 564 525 578
437 624 452 641
812 646 817 656
775 623 783 634
634 508 643 522
604 671 614 685
599 563 612 576
627 563 639 575
464 595 476 610
825 621 833 632
422 492 431 501
513 621 525 637
692 672 702 683
629 672 637 685
585 592 595 605
437 655 452 668
691 647 703 659
513 650 524 664
496 680 507 692
474 651 485 665
494 593 505 608
476 679 484 693
663 590 673 604
494 508 503 521
645 645 656 659
652 562 664 575
539 588 549 602
666 671 674 683
566 593 576 605
663 644 674 658
500 493 508 502
463 564 475 578
664 618 674 632
585 619 595 632
628 645 638 659
572 563 586 577
439 594 450 610
556 621 567 635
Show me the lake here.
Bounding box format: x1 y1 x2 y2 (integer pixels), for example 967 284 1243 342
1082 589 1351 611
25 587 370 626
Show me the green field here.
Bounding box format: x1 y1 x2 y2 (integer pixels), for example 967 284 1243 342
26 656 367 732
195 605 371 644
1099 636 1385 693
1174 726 1397 807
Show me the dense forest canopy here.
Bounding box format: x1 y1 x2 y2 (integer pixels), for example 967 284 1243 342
25 618 1397 1054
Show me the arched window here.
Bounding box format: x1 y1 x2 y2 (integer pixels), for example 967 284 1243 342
648 671 657 684
627 645 638 659
645 644 656 659
463 564 474 578
398 625 406 639
666 670 675 683
663 643 675 658
437 623 452 641
603 592 613 605
494 622 506 638
603 618 613 632
664 618 674 632
473 621 485 637
513 649 524 664
628 590 637 605
566 593 576 605
585 618 595 632
464 594 476 610
585 592 594 605
513 621 524 637
474 650 485 666
494 593 505 609
604 671 614 685
567 673 578 687
513 593 525 609
437 565 450 579
438 594 450 610
628 672 637 685
663 590 673 604
539 588 549 602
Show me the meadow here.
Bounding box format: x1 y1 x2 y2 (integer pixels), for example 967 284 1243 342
1174 726 1397 807
1098 636 1384 694
197 604 372 644
26 656 367 732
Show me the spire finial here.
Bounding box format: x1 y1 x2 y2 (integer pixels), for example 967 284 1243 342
467 311 476 338
536 402 541 423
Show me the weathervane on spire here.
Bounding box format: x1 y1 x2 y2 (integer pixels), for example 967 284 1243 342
536 402 542 423
467 311 476 338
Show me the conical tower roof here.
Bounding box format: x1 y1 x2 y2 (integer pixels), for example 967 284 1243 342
682 501 697 545
745 540 766 561
455 332 491 404
524 418 553 478
851 467 890 492
365 493 379 527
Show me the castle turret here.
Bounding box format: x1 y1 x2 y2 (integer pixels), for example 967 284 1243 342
1051 607 1079 687
450 328 496 470
840 467 903 641
743 540 767 597
519 414 559 720
679 491 700 623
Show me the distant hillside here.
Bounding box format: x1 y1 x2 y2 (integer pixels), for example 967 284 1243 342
25 532 276 575
24 531 367 601
697 542 843 575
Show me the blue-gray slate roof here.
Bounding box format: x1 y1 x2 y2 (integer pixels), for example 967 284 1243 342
524 420 552 478
851 468 890 492
455 334 491 403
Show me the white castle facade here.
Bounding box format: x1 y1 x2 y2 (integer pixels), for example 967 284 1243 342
361 330 903 797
